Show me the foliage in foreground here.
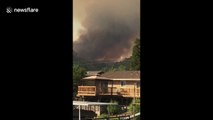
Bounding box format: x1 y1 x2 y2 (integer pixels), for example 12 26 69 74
107 100 122 115
98 113 108 118
128 98 140 113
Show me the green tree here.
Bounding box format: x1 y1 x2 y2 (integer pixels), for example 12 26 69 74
128 98 140 113
129 38 140 70
108 65 117 72
98 113 108 118
73 64 86 99
118 64 126 71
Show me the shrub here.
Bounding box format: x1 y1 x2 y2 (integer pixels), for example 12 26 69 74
128 98 140 113
107 100 121 115
98 113 108 119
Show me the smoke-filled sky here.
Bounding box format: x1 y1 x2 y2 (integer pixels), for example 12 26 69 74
73 0 140 62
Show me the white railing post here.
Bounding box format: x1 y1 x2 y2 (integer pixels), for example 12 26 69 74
79 105 81 120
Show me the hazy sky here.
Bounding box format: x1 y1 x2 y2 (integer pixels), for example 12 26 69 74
73 0 140 62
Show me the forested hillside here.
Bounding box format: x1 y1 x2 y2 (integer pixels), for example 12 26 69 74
73 38 140 71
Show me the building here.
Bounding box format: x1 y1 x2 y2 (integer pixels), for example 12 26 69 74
76 71 141 116
77 71 140 98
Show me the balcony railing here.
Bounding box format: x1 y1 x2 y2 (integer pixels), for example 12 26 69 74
77 86 140 98
120 87 140 97
77 86 96 96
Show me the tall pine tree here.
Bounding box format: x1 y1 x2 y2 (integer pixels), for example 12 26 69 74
73 64 86 99
129 38 140 70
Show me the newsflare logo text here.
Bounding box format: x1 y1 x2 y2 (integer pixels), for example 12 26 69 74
6 7 39 13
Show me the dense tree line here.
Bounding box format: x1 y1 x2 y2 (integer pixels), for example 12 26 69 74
73 38 140 71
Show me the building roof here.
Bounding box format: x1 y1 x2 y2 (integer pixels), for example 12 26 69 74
86 71 104 76
82 76 112 81
100 71 140 80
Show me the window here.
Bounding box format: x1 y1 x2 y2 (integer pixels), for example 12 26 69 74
85 81 95 86
121 81 126 86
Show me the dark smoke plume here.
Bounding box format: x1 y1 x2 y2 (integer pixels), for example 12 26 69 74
73 0 140 62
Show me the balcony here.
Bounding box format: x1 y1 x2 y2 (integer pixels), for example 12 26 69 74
120 87 140 98
77 86 96 96
77 86 140 98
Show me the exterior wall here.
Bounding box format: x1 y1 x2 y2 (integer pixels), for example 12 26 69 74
108 80 139 88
